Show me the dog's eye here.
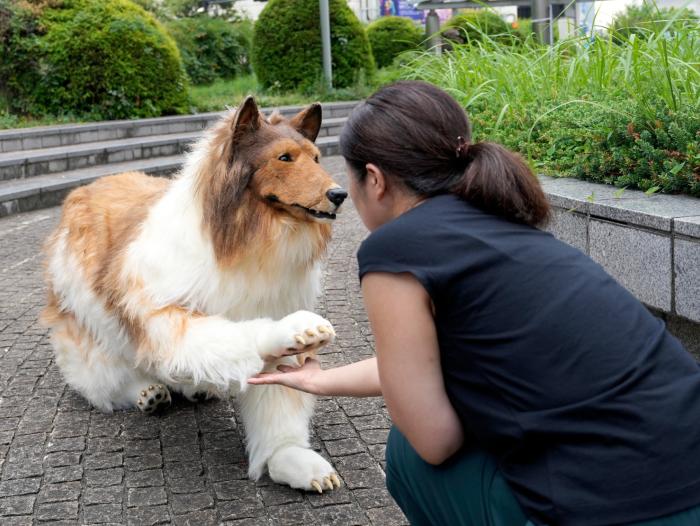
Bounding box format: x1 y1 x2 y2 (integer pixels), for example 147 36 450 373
278 153 292 162
314 155 319 163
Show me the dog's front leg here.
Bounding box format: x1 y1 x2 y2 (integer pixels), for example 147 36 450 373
239 375 341 493
131 306 335 394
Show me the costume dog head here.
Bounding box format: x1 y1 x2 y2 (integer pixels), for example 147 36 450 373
195 97 346 267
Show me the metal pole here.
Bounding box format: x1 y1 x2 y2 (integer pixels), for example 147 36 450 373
532 0 550 44
426 9 441 54
319 0 333 90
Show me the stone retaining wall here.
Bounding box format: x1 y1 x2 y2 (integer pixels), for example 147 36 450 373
540 176 700 356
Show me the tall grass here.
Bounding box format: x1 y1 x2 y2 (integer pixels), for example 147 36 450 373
399 17 700 195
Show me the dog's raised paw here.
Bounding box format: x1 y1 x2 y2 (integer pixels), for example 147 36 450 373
263 310 336 360
136 384 171 414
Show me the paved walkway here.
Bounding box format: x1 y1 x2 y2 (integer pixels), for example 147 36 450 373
0 157 408 525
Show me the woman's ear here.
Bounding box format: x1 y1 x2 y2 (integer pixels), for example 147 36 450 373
365 163 386 199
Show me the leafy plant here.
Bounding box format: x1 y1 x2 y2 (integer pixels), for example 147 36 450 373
251 0 375 91
0 0 189 120
166 16 251 85
367 16 423 69
400 21 700 196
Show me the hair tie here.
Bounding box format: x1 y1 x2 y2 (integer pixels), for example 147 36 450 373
456 136 469 158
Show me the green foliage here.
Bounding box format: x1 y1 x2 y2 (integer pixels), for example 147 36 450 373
166 16 251 85
133 0 240 20
0 0 189 120
251 0 375 91
610 1 698 42
401 23 700 197
441 10 514 46
367 16 423 69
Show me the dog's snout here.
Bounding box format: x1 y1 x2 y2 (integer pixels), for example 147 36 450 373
326 188 348 206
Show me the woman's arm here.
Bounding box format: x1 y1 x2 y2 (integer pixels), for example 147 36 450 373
248 357 381 397
362 272 464 465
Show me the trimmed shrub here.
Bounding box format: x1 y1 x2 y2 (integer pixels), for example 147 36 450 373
251 0 375 91
166 16 251 85
442 10 513 46
367 16 423 69
0 0 189 119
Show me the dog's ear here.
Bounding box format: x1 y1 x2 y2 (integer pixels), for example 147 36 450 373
289 103 322 142
232 96 262 140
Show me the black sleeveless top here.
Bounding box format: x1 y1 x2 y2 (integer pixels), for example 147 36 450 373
357 194 700 526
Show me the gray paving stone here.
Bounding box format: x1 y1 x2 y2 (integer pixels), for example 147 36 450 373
125 468 164 488
0 477 41 496
170 492 215 515
83 485 123 505
38 482 81 503
127 486 167 507
173 509 220 526
35 500 79 521
0 495 36 516
83 503 123 524
126 505 171 526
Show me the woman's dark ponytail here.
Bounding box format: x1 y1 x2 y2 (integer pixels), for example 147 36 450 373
454 142 550 226
340 81 550 227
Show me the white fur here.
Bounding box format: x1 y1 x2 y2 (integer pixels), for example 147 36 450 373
45 123 339 491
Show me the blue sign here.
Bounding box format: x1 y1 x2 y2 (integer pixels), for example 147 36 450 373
380 0 424 21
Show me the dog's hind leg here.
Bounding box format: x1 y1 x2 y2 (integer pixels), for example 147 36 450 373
48 310 167 413
238 366 341 492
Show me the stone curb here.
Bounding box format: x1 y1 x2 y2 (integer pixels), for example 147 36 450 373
540 176 700 324
0 117 347 181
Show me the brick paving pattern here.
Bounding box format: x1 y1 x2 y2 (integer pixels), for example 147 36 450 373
0 156 409 525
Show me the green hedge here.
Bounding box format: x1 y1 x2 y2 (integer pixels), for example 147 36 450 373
251 0 374 91
0 0 189 120
367 16 423 69
166 17 251 85
442 10 514 45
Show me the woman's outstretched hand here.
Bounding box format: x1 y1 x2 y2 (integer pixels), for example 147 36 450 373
248 358 324 395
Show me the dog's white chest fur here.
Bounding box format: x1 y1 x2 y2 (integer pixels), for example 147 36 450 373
125 175 322 321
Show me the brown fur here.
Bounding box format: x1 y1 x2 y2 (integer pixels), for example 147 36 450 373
44 99 340 366
194 98 335 268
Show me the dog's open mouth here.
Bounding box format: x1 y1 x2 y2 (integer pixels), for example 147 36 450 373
292 204 337 220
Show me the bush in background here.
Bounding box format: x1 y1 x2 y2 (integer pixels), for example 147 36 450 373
0 0 189 120
367 16 423 69
441 10 514 46
166 17 251 85
252 0 375 91
609 1 698 42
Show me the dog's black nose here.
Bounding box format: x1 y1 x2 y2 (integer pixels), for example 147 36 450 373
326 188 348 206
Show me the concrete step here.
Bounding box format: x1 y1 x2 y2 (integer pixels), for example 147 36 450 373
0 116 347 181
0 135 340 217
0 101 357 154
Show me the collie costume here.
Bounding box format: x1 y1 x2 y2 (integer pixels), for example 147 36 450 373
42 98 346 493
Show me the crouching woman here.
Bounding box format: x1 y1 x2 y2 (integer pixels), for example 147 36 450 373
250 81 700 526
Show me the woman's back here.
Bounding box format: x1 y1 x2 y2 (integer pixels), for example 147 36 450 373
358 193 700 525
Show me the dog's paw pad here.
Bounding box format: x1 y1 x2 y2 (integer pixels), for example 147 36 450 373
136 384 171 414
287 324 335 352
